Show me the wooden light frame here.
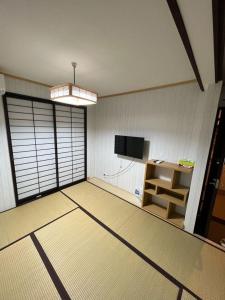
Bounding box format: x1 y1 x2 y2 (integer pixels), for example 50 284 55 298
50 83 97 106
50 62 97 106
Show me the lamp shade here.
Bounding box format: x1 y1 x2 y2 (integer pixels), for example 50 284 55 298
50 83 97 106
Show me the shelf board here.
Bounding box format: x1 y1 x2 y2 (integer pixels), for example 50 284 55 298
146 178 171 189
143 203 167 219
144 188 157 195
157 193 185 207
147 160 193 174
144 189 185 207
143 203 184 228
168 212 184 228
145 178 189 196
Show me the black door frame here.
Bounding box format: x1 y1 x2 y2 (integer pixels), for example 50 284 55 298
3 92 87 206
194 106 225 236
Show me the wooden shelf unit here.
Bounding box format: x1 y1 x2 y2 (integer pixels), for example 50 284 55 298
142 160 193 228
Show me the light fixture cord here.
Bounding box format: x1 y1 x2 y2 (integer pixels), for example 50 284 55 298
72 62 77 85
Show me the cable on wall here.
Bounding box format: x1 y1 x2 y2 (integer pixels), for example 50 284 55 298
103 159 135 178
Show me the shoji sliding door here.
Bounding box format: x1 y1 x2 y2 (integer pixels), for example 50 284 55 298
56 104 86 187
3 93 86 205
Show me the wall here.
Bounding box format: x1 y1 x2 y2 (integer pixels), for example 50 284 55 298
89 81 222 232
87 105 96 178
0 94 15 211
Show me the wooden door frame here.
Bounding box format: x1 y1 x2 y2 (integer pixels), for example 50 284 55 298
3 92 87 206
194 106 225 236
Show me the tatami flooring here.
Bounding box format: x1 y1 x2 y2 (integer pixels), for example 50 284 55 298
0 192 77 249
0 181 225 299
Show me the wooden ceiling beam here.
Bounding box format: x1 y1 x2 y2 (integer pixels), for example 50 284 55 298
166 0 204 91
99 79 196 99
0 72 52 88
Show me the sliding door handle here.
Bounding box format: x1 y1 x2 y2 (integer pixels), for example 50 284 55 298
209 179 220 189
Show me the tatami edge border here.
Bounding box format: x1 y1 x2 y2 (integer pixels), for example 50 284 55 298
30 232 71 300
87 180 225 254
0 207 79 251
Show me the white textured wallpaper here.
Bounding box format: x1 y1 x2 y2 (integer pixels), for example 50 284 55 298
88 81 222 232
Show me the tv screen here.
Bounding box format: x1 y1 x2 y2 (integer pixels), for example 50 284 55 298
114 135 144 159
114 135 126 156
126 136 144 159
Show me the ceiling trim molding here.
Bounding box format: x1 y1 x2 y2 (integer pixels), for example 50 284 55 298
166 0 204 91
212 0 225 83
99 79 196 99
0 72 52 88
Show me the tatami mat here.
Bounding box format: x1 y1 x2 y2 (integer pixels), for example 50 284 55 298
35 209 179 299
89 177 141 207
63 181 225 300
182 290 197 300
64 181 138 230
0 237 60 299
0 192 77 249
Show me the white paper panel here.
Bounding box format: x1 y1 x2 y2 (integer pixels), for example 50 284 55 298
8 105 32 114
9 119 34 127
17 178 39 189
58 165 72 172
33 102 52 109
11 127 35 133
56 106 70 112
6 98 85 201
8 112 33 120
56 104 85 187
7 98 32 107
39 177 57 187
18 183 39 195
18 189 39 200
58 153 72 159
34 120 54 127
56 110 70 117
59 172 73 180
39 168 56 177
73 174 85 181
38 158 55 166
15 162 38 172
57 142 71 149
17 173 38 182
59 179 72 186
38 163 56 172
37 149 55 156
7 98 57 201
40 184 56 193
59 174 72 182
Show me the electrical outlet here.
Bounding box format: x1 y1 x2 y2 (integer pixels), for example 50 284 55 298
135 187 143 198
135 188 140 196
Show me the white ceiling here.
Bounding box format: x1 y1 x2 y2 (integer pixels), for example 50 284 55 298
0 0 214 96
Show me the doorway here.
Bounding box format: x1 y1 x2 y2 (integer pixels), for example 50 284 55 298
3 92 87 205
195 107 225 247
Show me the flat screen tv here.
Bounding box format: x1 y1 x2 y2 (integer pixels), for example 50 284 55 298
114 135 144 159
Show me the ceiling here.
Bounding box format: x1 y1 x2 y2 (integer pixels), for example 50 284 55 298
0 0 214 96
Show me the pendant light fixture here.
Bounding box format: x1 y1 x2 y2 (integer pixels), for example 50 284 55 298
50 62 97 106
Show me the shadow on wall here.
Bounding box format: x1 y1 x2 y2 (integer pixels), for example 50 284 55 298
143 140 150 161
